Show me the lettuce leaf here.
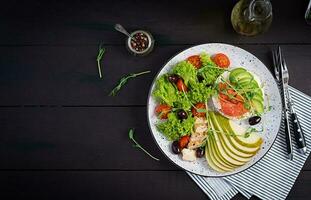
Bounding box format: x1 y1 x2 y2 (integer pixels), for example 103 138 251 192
171 61 197 86
173 92 192 111
152 75 177 106
157 113 194 141
189 82 215 103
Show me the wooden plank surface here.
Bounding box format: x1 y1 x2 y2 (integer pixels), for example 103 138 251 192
0 0 310 45
0 45 310 106
0 107 310 170
1 0 311 199
1 170 311 200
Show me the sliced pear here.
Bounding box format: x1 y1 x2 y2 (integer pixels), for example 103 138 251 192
209 112 253 162
208 118 245 166
212 113 255 158
217 115 261 154
208 138 235 171
205 139 230 172
229 120 263 148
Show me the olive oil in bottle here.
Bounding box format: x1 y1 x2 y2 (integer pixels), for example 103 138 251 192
231 0 272 36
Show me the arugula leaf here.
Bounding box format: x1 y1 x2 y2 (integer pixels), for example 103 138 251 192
198 53 225 85
128 128 160 161
96 44 105 79
109 70 151 96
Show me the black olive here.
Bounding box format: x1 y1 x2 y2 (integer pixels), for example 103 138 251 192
168 74 179 84
249 116 261 125
197 75 204 83
172 141 181 154
196 148 205 158
177 109 188 120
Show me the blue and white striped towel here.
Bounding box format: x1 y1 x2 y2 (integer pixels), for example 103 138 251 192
187 86 311 200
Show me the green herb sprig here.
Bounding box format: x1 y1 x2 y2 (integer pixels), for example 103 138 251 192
96 44 106 79
128 128 160 161
109 70 151 96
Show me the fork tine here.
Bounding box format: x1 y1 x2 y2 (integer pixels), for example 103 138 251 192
278 46 285 70
282 57 288 71
272 50 280 80
281 49 288 72
272 50 279 74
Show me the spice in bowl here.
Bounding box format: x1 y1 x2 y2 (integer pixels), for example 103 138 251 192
127 30 154 56
130 32 149 52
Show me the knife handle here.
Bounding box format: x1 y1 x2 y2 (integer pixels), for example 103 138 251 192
291 112 307 154
284 110 293 160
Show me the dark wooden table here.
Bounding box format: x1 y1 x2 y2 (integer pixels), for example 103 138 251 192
0 0 310 199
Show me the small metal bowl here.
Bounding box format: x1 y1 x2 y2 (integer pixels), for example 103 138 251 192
126 30 154 56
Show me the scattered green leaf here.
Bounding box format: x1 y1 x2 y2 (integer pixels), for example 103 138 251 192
110 70 151 96
128 128 160 161
96 44 105 79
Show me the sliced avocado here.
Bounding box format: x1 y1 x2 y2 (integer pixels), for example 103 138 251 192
237 77 253 86
251 99 264 114
254 87 263 97
239 80 259 89
233 72 253 84
229 68 247 82
253 93 264 102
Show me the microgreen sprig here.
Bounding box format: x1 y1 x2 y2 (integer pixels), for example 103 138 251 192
198 64 230 73
109 70 151 96
96 44 105 79
128 128 160 161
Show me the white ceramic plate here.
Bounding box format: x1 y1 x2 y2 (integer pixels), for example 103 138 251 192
147 43 282 177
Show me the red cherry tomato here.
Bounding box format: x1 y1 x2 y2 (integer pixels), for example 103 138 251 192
187 55 202 69
178 135 190 149
191 102 206 117
155 104 171 119
212 53 230 68
176 79 188 92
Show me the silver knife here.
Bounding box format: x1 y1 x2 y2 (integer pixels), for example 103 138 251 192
278 47 293 160
280 50 307 154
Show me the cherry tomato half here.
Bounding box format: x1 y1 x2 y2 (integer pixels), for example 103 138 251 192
178 135 190 149
155 104 171 119
212 53 230 68
191 102 206 117
187 55 202 69
176 79 188 92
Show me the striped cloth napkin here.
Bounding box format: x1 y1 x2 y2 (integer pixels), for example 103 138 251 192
187 86 311 200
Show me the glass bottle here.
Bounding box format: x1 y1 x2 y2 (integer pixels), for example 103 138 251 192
305 0 311 25
231 0 273 36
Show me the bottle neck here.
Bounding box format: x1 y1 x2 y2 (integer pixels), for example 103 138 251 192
245 0 272 22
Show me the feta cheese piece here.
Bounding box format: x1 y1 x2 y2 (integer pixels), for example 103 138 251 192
181 148 196 162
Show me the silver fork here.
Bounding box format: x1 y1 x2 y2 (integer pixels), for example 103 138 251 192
279 47 307 154
272 47 293 160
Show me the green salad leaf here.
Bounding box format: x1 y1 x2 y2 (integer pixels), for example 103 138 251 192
152 75 178 106
200 52 215 66
157 113 194 141
189 82 215 103
198 53 224 85
171 61 197 86
174 92 192 111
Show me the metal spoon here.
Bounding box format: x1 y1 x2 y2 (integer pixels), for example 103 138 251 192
305 0 311 25
114 24 136 41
